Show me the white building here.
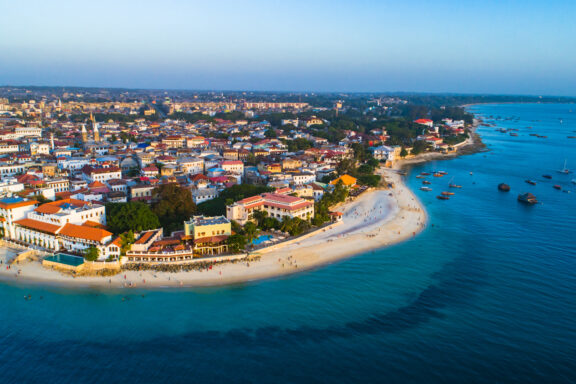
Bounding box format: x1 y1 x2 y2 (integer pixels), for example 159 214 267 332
226 192 314 225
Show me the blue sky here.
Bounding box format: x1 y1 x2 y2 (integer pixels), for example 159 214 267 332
1 0 575 95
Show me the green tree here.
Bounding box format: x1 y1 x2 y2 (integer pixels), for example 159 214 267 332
106 202 160 235
119 230 136 256
84 246 100 261
243 222 259 245
151 184 196 235
227 234 247 253
264 128 277 138
400 147 408 158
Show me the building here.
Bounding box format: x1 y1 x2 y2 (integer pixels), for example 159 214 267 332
82 166 122 183
330 174 357 188
227 193 314 225
0 197 38 239
183 215 231 255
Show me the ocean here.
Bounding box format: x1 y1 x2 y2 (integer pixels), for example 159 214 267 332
1 103 575 383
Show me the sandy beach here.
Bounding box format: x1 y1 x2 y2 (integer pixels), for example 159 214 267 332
0 165 428 289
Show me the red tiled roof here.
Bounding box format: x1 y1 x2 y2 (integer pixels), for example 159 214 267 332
59 223 112 242
14 218 60 234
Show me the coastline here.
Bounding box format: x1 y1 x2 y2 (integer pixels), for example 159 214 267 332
0 122 486 290
0 166 428 290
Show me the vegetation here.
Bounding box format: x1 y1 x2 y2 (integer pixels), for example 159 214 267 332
151 184 197 234
106 202 160 235
84 246 100 261
312 181 348 226
227 234 247 253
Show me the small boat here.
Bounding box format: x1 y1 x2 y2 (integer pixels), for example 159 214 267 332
557 159 571 174
518 193 538 205
542 175 552 179
420 187 432 192
441 191 454 196
469 172 473 175
567 136 576 139
420 172 431 176
433 172 444 177
498 183 511 192
529 133 538 137
449 184 462 188
553 185 562 190
415 175 425 179
422 180 431 185
436 195 450 200
510 133 518 137
437 171 448 175
525 180 537 186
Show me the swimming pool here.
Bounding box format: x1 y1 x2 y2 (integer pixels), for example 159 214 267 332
44 253 85 267
251 235 273 245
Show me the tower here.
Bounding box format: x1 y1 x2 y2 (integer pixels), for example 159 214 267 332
81 124 88 143
90 112 100 142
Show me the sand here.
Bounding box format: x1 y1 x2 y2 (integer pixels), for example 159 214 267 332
0 165 428 289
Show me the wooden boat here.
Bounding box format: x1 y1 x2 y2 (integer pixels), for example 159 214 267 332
437 171 448 175
436 195 450 200
415 175 425 179
420 172 431 176
449 184 462 188
433 172 444 177
553 185 562 190
498 183 511 192
420 187 432 192
422 180 431 185
542 175 552 179
518 193 538 205
525 180 537 185
441 191 454 196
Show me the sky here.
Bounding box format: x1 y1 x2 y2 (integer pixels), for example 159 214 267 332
1 0 575 96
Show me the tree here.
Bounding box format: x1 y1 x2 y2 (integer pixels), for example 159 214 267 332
243 222 259 245
84 246 100 261
400 147 408 158
106 202 160 235
119 230 136 256
227 234 247 253
264 128 277 138
151 184 196 235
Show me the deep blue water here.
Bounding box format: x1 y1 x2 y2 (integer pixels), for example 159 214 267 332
1 103 576 383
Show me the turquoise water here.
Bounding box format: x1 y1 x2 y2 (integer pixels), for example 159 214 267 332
1 103 575 383
251 234 273 245
44 253 85 266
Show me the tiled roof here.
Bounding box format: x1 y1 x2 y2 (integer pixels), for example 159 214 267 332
14 218 60 234
59 223 112 242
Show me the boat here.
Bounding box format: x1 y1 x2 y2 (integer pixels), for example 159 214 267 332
510 133 518 137
572 179 576 185
436 195 450 200
557 159 571 174
449 183 462 188
553 185 562 190
420 172 431 176
441 191 454 196
518 193 538 205
525 180 537 185
542 175 552 179
422 180 431 185
469 172 473 175
567 136 576 139
498 183 511 192
433 172 444 177
415 175 425 179
420 187 432 192
437 171 448 175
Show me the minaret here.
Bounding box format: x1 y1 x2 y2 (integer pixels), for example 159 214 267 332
81 124 88 143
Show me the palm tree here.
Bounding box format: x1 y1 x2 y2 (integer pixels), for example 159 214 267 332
243 222 259 246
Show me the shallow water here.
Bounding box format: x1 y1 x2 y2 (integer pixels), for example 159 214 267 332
0 103 575 383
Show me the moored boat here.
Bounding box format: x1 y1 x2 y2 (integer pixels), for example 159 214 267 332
553 185 562 190
422 180 431 185
436 195 450 200
420 187 432 192
433 172 444 177
449 184 462 188
557 159 571 174
525 179 537 185
441 191 454 196
498 183 511 192
518 193 538 205
420 172 431 176
542 175 552 179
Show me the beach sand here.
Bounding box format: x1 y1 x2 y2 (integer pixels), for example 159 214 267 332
0 165 427 289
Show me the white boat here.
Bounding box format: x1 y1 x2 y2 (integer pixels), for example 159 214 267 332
420 187 432 192
558 159 571 174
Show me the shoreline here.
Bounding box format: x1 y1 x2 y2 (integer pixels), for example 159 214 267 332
0 123 486 290
0 167 428 290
